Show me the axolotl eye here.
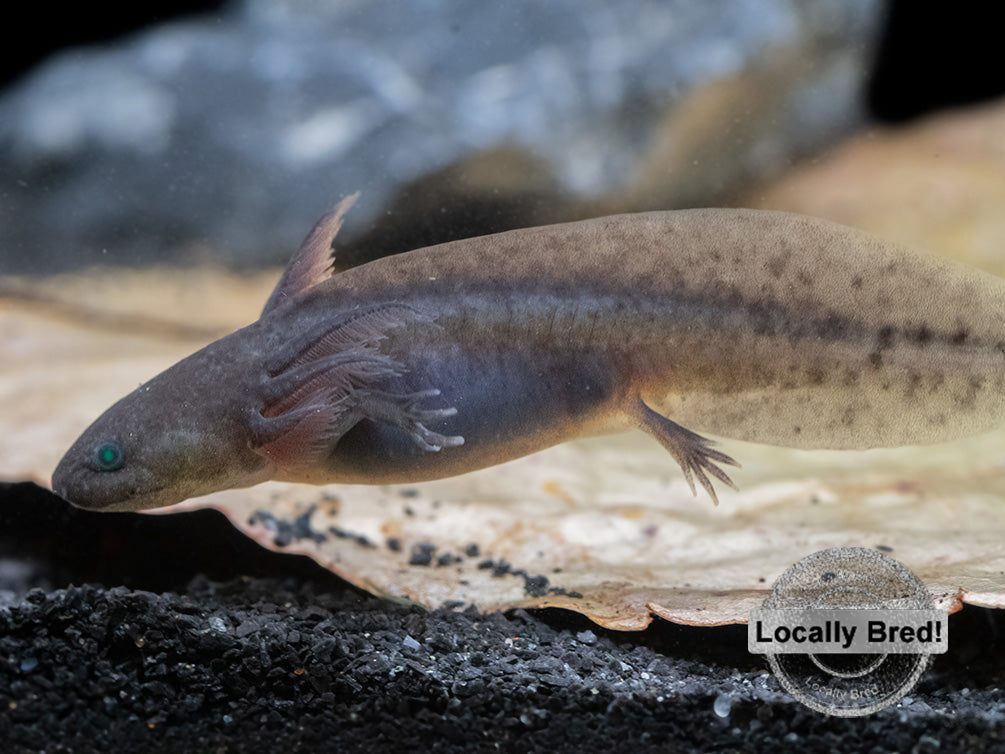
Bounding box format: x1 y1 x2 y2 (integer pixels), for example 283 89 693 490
93 441 124 472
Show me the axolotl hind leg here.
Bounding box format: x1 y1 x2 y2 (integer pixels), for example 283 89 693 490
625 398 739 505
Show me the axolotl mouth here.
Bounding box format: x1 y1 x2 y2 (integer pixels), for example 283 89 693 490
52 470 169 512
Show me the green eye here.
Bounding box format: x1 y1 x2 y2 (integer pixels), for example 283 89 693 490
94 442 124 472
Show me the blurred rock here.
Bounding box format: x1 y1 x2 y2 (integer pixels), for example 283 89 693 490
0 0 882 273
746 98 1005 276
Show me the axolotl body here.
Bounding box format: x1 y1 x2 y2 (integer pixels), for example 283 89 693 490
53 196 1005 511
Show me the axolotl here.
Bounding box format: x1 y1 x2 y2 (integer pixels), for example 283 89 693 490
53 195 1005 511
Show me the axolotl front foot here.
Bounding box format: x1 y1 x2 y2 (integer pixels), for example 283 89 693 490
249 383 463 471
346 388 464 452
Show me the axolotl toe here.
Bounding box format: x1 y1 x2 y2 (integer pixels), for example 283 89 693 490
53 195 1005 511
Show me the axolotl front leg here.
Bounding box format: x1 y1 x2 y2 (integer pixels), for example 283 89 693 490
245 303 465 483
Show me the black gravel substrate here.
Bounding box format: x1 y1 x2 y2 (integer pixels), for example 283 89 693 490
2 482 1005 753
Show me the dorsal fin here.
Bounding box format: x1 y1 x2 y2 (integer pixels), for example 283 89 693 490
261 192 360 316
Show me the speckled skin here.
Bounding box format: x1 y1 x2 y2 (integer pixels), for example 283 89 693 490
53 201 1005 511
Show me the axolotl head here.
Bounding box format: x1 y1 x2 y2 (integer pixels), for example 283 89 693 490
53 193 373 511
52 336 269 512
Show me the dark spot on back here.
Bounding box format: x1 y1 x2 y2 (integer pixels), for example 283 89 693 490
851 276 864 290
766 252 790 278
914 326 932 346
814 313 850 341
868 352 883 369
950 329 969 346
877 326 895 351
745 300 783 337
904 372 922 399
957 376 985 410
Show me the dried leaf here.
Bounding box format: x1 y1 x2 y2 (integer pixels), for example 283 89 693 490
4 268 1005 629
